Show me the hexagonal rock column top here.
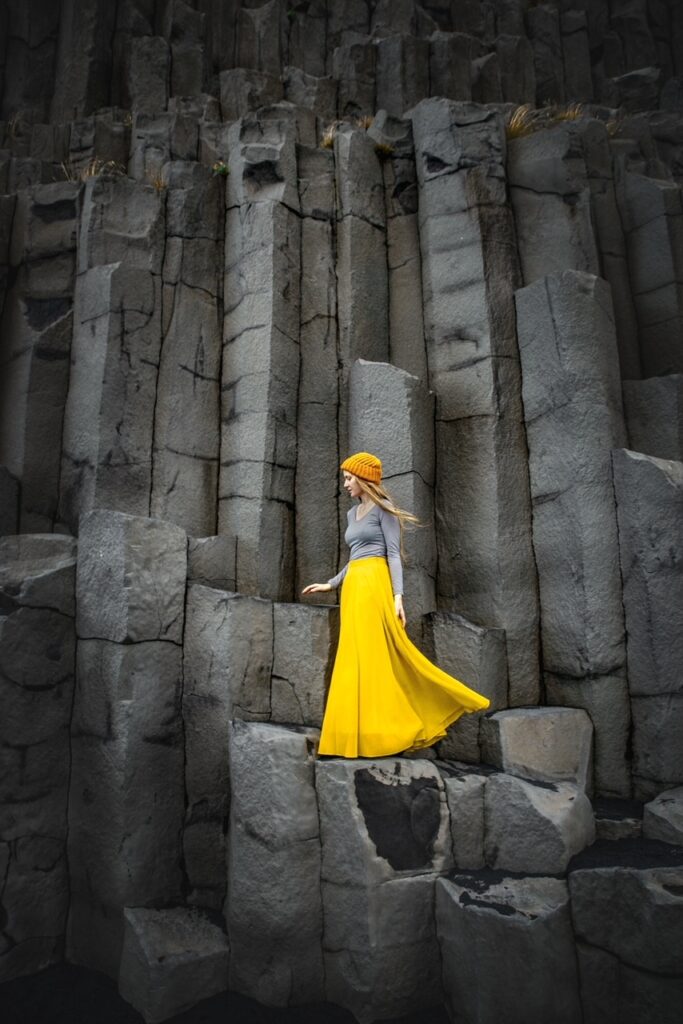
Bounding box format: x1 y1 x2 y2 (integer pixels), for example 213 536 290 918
118 907 228 1024
76 509 187 644
613 449 683 799
436 873 582 1024
316 757 452 1023
484 774 595 874
0 534 76 983
480 707 594 794
569 846 683 1024
643 787 683 846
227 720 323 1007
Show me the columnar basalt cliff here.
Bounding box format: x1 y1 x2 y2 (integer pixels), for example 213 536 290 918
1 2 683 1022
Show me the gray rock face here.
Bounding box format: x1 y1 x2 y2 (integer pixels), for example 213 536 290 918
68 637 184 977
622 376 683 462
317 757 451 1022
425 611 507 763
485 774 595 874
613 449 683 797
439 763 490 869
437 873 582 1024
0 535 76 982
271 602 338 728
480 707 594 794
643 787 683 845
187 535 236 592
118 907 229 1024
227 721 323 1005
411 98 540 708
76 509 187 644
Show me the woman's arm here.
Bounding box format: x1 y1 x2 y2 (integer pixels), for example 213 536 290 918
378 508 404 597
326 562 348 589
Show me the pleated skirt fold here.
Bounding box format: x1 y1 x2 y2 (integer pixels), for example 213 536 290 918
317 557 491 758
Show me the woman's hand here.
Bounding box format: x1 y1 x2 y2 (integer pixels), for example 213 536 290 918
301 582 333 595
395 594 406 627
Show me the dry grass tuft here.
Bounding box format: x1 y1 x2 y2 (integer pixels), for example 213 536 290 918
374 141 394 160
59 157 126 182
355 114 374 130
320 120 340 149
505 104 541 139
549 102 585 122
146 168 168 192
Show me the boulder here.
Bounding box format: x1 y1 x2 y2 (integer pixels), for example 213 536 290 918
437 873 582 1024
480 707 593 793
271 603 338 728
119 907 228 1024
485 774 595 873
227 721 323 1005
643 787 683 846
76 509 186 644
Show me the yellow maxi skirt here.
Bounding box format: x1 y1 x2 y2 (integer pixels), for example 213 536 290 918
317 557 491 758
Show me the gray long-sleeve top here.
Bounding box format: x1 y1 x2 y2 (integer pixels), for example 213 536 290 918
327 503 403 596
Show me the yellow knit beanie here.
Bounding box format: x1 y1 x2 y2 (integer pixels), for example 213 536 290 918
340 451 382 483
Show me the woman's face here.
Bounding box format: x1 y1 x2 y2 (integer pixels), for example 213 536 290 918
343 471 363 499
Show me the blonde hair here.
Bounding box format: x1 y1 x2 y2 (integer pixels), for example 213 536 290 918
354 477 420 561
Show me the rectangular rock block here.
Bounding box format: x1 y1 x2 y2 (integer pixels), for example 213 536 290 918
271 603 338 728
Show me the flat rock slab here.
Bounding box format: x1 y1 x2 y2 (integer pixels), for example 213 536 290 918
643 787 683 846
480 707 593 793
436 872 582 1024
0 534 76 614
118 907 228 1024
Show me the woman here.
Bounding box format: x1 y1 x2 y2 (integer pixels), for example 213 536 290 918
302 451 490 758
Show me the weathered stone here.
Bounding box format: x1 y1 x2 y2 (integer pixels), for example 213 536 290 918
426 612 507 763
128 111 198 182
515 272 627 679
119 907 228 1024
317 757 450 1022
438 762 493 869
643 787 683 845
575 940 683 1024
125 36 170 115
0 534 75 981
376 35 430 118
59 263 162 528
219 69 283 122
50 0 117 121
227 721 323 1005
429 32 474 102
561 9 593 103
285 1 327 78
622 376 683 462
348 359 436 621
412 98 540 707
283 66 337 123
495 35 535 104
0 467 18 534
187 535 236 591
569 859 683 978
182 584 271 906
605 66 662 112
271 603 338 728
480 707 593 793
237 0 281 78
68 638 184 977
613 449 683 700
485 774 595 873
333 35 376 118
508 125 600 286
593 797 643 841
471 53 503 104
163 0 205 99
527 3 565 104
631 695 683 800
67 110 130 177
617 172 683 376
0 1 60 124
77 175 165 274
544 674 632 798
437 873 582 1024
76 509 186 643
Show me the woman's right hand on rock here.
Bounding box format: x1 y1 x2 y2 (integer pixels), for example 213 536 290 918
301 582 333 595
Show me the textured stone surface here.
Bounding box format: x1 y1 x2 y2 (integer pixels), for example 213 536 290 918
412 98 540 708
480 707 593 794
187 535 236 592
76 509 186 644
437 873 582 1024
425 612 507 763
0 534 76 982
643 787 683 845
317 757 451 1022
439 762 492 870
485 774 595 874
622 376 683 462
227 721 323 1006
271 603 338 728
119 907 228 1024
